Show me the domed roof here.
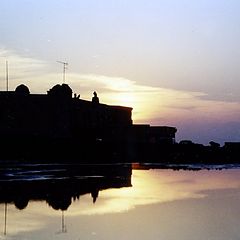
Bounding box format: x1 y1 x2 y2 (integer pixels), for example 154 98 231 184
48 84 72 98
15 84 30 95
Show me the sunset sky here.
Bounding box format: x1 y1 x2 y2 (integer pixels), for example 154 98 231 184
0 0 240 144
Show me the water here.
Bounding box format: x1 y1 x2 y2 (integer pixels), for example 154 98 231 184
0 165 240 240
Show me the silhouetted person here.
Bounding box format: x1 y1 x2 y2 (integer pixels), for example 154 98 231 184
92 91 99 104
74 93 80 99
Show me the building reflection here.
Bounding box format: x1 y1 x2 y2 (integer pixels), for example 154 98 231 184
3 203 7 236
0 164 132 235
0 164 132 211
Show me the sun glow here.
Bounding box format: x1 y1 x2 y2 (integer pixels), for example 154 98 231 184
65 169 240 216
111 92 136 108
1 47 240 134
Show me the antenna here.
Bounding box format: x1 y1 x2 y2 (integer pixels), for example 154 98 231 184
6 61 9 91
57 61 68 84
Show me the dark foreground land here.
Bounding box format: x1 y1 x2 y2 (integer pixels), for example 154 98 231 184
0 136 239 165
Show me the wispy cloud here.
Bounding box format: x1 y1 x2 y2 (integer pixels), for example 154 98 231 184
0 48 47 76
1 48 240 143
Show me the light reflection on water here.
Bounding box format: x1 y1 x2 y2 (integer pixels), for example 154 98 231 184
1 168 240 240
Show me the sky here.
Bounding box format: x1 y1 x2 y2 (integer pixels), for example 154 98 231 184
0 0 240 144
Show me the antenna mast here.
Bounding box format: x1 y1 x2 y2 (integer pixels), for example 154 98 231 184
6 61 9 91
57 61 68 84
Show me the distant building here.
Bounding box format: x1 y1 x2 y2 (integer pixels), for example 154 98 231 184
127 125 176 145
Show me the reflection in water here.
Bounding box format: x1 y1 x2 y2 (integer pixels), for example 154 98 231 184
4 203 7 236
1 167 240 239
0 164 132 211
0 163 132 237
60 211 67 234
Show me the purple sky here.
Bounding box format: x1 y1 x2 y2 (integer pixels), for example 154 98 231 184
1 0 240 145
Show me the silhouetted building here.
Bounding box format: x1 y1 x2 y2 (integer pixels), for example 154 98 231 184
0 84 177 161
0 84 132 138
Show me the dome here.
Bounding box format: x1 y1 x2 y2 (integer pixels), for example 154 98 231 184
15 84 30 95
48 84 72 98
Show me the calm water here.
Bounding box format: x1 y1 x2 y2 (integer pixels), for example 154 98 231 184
1 167 240 240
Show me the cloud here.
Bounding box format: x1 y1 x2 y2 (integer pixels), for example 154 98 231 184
199 92 240 103
1 48 240 144
0 48 47 77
